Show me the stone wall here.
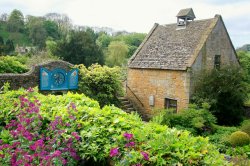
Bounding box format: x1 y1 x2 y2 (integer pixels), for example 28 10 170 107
191 17 238 72
190 17 239 96
0 60 73 90
126 68 190 118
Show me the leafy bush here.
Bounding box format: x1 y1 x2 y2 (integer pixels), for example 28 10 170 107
151 104 217 135
241 120 250 136
76 64 124 107
208 125 238 153
191 66 247 125
0 55 28 73
0 87 229 165
226 144 250 159
229 131 250 147
0 89 80 165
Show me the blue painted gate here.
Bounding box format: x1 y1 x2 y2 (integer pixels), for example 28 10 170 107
40 68 78 90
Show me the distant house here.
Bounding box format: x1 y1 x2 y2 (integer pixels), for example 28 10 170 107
126 8 239 118
15 45 36 54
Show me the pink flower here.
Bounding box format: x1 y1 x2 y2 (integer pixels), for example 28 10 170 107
125 142 135 147
71 132 80 140
109 147 119 157
141 151 149 161
16 159 23 165
123 132 133 140
29 144 36 151
53 150 61 157
27 87 34 92
35 139 44 147
71 103 76 109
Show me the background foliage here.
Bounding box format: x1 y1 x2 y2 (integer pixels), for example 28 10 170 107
0 55 28 73
76 64 124 107
191 66 248 125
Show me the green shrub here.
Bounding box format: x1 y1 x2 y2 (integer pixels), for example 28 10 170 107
76 64 124 107
151 104 217 135
229 131 250 146
226 144 250 159
208 125 238 152
241 120 250 136
0 87 229 165
0 55 28 73
191 66 247 125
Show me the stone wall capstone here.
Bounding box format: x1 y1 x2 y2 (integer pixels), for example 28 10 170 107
0 60 73 90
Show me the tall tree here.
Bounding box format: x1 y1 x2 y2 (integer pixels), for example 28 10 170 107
5 39 15 54
44 13 72 37
192 66 247 125
105 41 128 67
0 36 4 55
0 13 8 22
43 20 60 40
7 9 24 32
96 32 112 49
26 16 47 48
237 51 250 83
54 30 104 66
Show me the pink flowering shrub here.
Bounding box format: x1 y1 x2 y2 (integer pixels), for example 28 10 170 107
0 88 81 165
109 132 150 165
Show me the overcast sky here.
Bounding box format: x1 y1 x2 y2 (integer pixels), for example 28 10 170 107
1 0 250 48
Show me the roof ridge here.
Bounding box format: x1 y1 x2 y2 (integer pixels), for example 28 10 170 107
162 17 215 27
128 23 159 66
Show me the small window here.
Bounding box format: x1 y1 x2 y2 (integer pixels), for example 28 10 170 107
165 98 177 113
214 55 221 69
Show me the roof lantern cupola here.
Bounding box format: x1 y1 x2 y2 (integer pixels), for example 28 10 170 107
176 8 196 26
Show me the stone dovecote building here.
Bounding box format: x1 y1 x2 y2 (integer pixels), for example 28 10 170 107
126 8 239 118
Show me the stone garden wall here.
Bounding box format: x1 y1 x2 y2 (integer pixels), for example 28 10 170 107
0 60 73 90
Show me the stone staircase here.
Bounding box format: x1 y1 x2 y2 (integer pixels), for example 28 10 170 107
118 97 135 113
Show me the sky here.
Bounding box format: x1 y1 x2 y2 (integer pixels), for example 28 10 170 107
0 0 250 48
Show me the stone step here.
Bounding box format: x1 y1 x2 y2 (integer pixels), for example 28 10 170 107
118 97 135 113
121 100 130 105
118 97 128 102
123 103 133 108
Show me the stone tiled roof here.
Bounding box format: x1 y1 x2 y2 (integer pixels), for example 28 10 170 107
128 16 219 70
176 8 196 19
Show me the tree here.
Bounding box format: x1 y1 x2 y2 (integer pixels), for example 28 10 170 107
237 51 250 83
191 66 248 125
96 32 112 49
7 9 24 32
5 39 15 54
44 13 72 37
105 41 128 67
0 36 4 55
26 16 47 48
43 20 60 40
0 13 8 22
113 33 146 57
54 30 104 66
